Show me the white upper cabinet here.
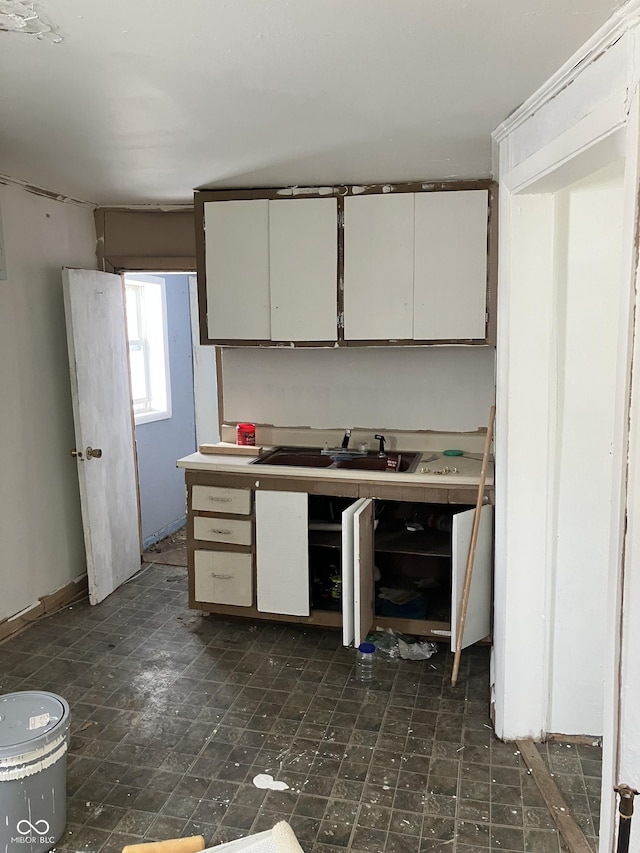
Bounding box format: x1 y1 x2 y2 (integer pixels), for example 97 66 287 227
414 190 488 340
343 194 415 341
199 186 492 346
343 189 489 342
205 199 270 341
204 197 337 343
269 198 337 342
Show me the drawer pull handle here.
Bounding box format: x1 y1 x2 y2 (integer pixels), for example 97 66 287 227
210 528 232 535
208 496 232 502
210 572 233 580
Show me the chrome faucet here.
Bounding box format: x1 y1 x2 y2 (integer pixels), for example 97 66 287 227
375 434 387 457
321 428 367 459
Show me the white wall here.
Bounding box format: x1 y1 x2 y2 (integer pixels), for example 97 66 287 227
548 162 624 735
0 182 96 622
222 346 495 432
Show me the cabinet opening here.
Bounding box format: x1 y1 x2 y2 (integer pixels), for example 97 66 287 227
308 495 358 612
306 496 476 628
373 501 473 625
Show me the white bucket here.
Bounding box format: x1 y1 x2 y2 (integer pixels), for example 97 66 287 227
0 692 71 853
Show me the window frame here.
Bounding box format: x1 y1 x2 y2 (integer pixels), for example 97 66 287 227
124 274 172 426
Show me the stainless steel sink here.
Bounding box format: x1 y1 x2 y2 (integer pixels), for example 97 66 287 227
251 447 420 473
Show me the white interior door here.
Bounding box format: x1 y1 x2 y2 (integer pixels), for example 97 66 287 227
256 490 310 615
62 268 141 605
450 505 493 652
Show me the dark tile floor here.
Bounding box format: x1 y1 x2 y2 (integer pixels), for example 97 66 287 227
0 564 600 853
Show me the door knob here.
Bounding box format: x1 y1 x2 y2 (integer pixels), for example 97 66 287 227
70 449 83 459
86 446 103 459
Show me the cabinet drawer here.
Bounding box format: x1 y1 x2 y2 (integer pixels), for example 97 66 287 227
194 551 253 606
194 516 253 546
191 485 251 515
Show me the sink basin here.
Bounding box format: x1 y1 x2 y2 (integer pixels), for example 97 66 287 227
253 450 334 468
252 447 420 473
334 455 414 472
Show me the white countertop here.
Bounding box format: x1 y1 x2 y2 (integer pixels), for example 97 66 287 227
176 448 493 488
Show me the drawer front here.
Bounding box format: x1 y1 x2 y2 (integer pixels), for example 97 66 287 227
194 516 253 546
194 550 253 606
191 485 251 515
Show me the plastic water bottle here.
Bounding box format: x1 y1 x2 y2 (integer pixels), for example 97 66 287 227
356 642 376 682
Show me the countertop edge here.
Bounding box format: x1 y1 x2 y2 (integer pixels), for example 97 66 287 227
176 452 494 489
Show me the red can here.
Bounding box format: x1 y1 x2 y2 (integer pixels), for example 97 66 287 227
236 422 256 446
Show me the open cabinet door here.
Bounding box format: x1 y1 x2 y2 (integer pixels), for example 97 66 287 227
450 505 493 652
62 268 141 604
354 499 375 647
342 498 366 646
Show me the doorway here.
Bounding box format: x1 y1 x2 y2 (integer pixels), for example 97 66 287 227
123 272 206 564
494 134 637 850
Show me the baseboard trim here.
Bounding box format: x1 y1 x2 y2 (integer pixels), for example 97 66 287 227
0 575 88 643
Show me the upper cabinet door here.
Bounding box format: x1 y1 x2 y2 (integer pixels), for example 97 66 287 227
414 190 488 341
269 198 337 342
343 194 414 340
204 199 270 340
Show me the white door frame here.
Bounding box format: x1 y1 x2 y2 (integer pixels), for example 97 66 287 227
493 71 640 850
188 274 220 445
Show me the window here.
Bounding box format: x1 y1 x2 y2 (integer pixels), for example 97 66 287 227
125 275 171 424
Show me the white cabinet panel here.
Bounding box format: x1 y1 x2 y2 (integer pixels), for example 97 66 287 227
205 200 270 340
256 490 310 616
450 505 493 652
414 190 488 340
344 194 414 340
269 198 337 341
194 550 253 606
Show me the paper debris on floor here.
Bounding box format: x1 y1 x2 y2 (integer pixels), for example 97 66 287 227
252 773 289 791
204 820 304 852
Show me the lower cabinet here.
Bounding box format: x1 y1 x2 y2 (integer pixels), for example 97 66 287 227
194 550 253 606
307 495 493 652
186 476 493 649
187 480 255 610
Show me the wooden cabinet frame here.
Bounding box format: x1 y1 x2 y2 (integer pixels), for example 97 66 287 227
185 468 494 645
194 179 498 348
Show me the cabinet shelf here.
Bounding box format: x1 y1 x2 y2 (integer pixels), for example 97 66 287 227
375 527 451 558
309 530 343 549
309 525 451 557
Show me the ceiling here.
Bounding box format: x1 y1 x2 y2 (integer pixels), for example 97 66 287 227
0 0 620 206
